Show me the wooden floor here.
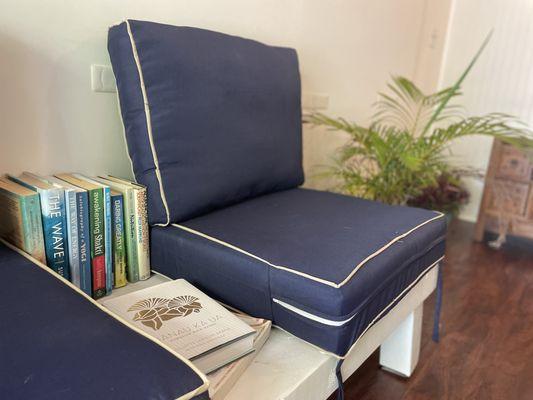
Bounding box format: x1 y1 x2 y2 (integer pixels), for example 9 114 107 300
341 220 533 400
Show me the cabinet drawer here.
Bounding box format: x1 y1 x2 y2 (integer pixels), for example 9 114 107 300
496 144 530 181
486 179 529 215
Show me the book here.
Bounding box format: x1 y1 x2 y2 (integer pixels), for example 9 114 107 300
103 279 256 374
43 176 80 288
55 173 106 299
47 176 92 295
9 172 70 279
73 174 113 294
93 176 139 283
0 177 46 263
105 176 150 280
111 190 127 288
208 313 271 400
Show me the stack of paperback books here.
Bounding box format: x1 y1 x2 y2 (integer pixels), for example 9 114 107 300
0 172 149 299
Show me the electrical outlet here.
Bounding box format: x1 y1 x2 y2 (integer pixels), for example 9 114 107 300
302 92 329 110
91 64 116 93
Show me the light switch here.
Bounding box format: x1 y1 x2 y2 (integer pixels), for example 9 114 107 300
91 64 116 93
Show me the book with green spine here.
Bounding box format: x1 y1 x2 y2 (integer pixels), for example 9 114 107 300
0 177 46 263
106 176 150 281
93 176 139 282
55 173 106 299
111 190 127 288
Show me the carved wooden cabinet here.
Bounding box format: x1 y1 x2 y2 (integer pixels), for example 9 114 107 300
474 140 533 243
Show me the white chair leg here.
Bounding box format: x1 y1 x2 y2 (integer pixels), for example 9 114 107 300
379 302 423 377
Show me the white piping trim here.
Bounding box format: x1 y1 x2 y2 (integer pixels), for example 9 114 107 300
125 19 171 226
341 257 442 359
171 212 445 288
273 298 356 326
172 223 337 287
0 238 209 400
273 258 442 359
273 257 443 329
115 86 136 179
339 212 444 286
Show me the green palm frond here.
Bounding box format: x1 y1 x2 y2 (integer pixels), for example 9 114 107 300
310 32 533 209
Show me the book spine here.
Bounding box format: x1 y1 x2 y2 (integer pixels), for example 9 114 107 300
65 190 81 288
134 188 150 280
0 189 28 251
77 191 92 296
102 187 113 294
112 194 127 288
89 188 106 299
41 188 70 279
23 194 46 263
19 197 33 255
124 188 139 282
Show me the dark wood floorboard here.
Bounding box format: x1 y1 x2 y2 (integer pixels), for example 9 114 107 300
339 220 533 400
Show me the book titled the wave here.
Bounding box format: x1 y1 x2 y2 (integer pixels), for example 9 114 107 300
9 172 70 279
103 279 255 374
46 176 92 296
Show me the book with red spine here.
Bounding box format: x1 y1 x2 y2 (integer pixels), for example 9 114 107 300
56 174 106 299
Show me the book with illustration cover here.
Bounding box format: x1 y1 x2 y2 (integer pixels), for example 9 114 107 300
93 176 139 283
47 176 92 295
9 172 70 279
103 279 255 374
0 177 46 263
111 190 127 288
106 176 150 280
56 173 106 299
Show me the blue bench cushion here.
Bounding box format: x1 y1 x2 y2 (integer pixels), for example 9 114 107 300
151 188 446 356
108 20 304 225
0 242 209 400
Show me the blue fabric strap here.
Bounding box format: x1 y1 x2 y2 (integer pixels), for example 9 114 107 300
432 263 443 342
335 359 345 400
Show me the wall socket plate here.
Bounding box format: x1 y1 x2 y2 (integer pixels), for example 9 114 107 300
302 92 329 110
91 64 116 93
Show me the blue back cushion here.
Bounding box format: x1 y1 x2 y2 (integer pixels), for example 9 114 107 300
108 20 304 224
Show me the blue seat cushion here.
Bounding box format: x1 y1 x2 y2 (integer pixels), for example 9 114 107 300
151 188 446 356
0 242 208 400
108 20 304 224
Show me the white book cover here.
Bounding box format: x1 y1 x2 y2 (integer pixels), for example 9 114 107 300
208 313 271 400
103 279 255 368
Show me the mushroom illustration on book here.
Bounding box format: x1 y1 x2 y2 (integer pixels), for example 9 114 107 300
128 295 203 330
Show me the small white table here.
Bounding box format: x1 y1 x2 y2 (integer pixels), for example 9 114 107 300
102 267 438 400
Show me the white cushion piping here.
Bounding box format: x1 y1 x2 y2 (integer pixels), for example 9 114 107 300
171 211 445 288
124 19 170 227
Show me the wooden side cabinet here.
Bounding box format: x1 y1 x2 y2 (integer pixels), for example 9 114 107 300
474 140 533 243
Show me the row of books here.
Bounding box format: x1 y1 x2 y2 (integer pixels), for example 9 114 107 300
0 172 150 299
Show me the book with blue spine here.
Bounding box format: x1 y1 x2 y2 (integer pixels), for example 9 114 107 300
74 174 113 294
56 173 105 299
8 172 70 279
111 190 127 288
50 176 92 295
43 176 80 288
94 176 139 283
106 176 150 281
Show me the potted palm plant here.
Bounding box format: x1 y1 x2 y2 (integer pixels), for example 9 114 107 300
311 35 533 217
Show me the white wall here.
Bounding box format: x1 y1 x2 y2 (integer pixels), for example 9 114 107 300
1 0 444 190
439 0 533 222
